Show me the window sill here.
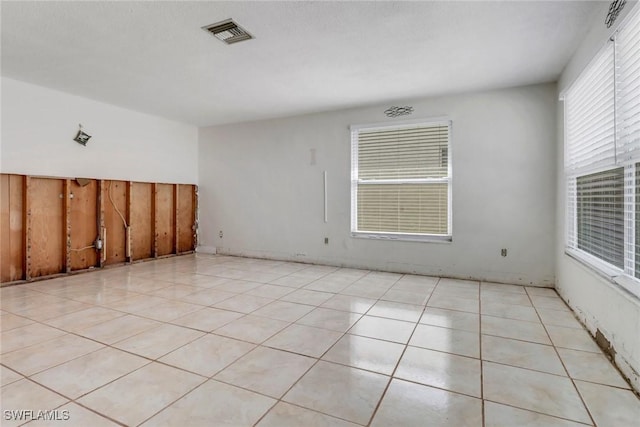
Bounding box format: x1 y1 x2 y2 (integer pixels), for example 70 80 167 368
351 232 452 244
565 248 640 300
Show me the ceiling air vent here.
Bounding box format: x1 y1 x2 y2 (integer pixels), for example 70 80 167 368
202 19 253 45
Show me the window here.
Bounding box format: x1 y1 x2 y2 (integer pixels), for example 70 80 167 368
350 119 452 241
564 5 640 297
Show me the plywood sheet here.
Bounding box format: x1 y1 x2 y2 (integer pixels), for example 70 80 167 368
156 184 175 256
177 184 195 253
70 179 98 270
130 182 154 261
104 180 127 264
29 177 64 278
1 174 24 282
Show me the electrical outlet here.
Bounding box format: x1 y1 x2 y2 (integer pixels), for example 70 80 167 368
501 248 507 257
219 231 223 238
324 237 329 244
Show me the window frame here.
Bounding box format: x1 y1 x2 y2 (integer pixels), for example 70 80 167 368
350 117 453 243
562 4 640 299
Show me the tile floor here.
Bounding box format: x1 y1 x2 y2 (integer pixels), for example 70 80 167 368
1 254 639 426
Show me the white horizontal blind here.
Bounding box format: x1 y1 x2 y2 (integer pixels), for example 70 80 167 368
616 8 640 166
351 122 451 237
565 43 615 175
565 43 616 250
616 8 640 279
576 168 625 269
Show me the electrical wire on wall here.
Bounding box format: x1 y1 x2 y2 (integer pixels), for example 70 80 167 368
108 180 132 258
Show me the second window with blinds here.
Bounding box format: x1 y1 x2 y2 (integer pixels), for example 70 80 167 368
350 119 452 242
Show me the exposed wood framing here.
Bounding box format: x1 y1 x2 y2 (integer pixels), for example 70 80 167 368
1 174 197 285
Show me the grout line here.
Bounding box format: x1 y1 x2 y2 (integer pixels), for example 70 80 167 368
524 286 598 427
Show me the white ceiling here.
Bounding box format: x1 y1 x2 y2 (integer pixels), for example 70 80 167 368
1 1 601 127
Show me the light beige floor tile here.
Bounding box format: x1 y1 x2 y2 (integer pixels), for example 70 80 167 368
297 307 361 332
370 379 482 427
484 401 589 427
431 287 479 301
141 379 275 427
264 323 342 357
177 288 237 306
78 362 205 427
31 347 148 399
395 346 481 397
320 294 377 314
427 295 479 313
213 280 262 293
214 314 289 344
482 315 551 345
410 324 480 358
537 308 583 329
284 361 389 425
0 323 67 354
101 294 167 312
170 307 244 331
558 348 629 388
367 300 423 322
481 334 565 375
481 282 527 294
150 284 203 299
1 365 23 386
269 275 315 288
437 278 480 289
257 401 360 427
322 334 404 375
68 287 141 305
133 300 202 322
280 289 334 306
525 287 558 297
1 379 68 427
313 280 356 292
44 306 126 332
546 325 601 353
2 334 104 376
246 284 296 298
530 295 570 311
16 299 92 322
481 291 532 306
114 323 204 359
348 316 415 344
159 334 255 377
380 289 430 305
252 300 315 322
24 402 119 426
481 301 539 322
483 362 591 424
340 283 388 299
575 380 640 427
215 346 315 398
212 294 275 314
0 312 34 331
420 307 479 332
76 314 161 344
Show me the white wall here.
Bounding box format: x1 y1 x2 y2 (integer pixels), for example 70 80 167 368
199 83 557 286
555 1 640 390
1 78 198 184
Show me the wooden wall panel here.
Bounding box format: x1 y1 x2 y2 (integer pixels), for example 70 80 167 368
130 182 154 261
70 179 98 270
104 180 128 264
156 184 175 256
177 184 195 253
29 177 65 278
1 175 25 282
